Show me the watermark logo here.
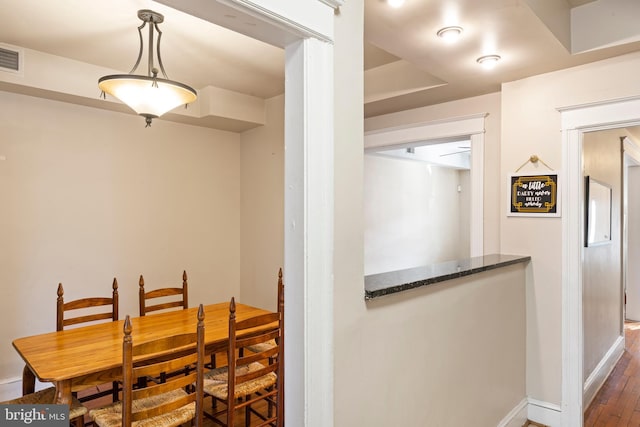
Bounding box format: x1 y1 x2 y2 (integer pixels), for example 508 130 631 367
0 405 68 426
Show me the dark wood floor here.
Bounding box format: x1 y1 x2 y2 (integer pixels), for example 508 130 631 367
584 321 640 426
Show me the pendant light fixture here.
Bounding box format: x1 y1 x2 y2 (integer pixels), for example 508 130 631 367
98 9 197 127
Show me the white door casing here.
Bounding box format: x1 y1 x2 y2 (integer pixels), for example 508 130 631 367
559 95 640 427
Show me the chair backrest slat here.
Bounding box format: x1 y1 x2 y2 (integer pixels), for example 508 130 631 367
56 278 119 331
63 313 115 327
138 271 188 316
235 312 280 330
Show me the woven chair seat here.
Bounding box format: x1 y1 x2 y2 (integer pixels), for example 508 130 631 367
3 387 88 420
204 362 277 400
89 389 195 427
246 339 276 354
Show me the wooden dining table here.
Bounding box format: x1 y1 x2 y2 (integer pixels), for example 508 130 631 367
12 302 272 405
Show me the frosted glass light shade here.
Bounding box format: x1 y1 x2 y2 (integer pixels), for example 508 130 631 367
98 74 197 119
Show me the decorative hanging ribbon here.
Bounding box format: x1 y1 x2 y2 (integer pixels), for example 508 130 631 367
515 155 553 172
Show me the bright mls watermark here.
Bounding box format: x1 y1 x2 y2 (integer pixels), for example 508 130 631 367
0 405 68 426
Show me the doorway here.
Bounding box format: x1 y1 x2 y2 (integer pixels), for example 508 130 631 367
560 96 640 426
581 129 625 407
623 136 640 321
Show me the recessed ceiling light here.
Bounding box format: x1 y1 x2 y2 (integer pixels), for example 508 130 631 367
387 0 405 8
476 54 501 70
436 26 463 43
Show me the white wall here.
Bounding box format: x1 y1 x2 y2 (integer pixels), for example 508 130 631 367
364 154 469 274
239 95 284 311
0 91 242 382
501 50 640 407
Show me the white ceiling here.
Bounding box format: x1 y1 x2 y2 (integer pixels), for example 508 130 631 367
1 0 640 129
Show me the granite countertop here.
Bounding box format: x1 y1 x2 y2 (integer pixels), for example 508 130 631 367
364 253 531 300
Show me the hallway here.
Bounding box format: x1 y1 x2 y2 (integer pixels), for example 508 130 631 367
584 322 640 426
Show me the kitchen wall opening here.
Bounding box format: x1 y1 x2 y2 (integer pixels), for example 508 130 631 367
364 138 471 275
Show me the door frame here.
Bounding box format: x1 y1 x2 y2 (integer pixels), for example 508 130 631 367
559 95 640 426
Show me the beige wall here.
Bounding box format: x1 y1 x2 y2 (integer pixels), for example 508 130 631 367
332 0 366 420
335 261 527 426
582 129 623 381
239 95 285 311
0 91 242 380
502 50 640 405
334 1 526 425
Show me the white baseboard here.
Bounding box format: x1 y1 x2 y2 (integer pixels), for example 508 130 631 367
583 335 625 408
0 376 23 401
498 398 528 427
527 398 562 427
0 376 50 401
523 335 624 427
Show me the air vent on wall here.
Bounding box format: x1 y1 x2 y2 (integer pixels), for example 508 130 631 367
0 45 21 73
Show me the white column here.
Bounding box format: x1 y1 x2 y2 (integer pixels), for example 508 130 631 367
284 37 334 427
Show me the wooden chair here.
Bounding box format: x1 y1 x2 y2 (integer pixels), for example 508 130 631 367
1 387 87 427
89 305 206 427
244 268 284 425
57 279 120 404
138 271 194 385
203 297 283 427
138 270 188 316
245 268 284 361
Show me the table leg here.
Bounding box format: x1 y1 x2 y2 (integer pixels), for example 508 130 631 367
54 380 72 405
21 365 35 395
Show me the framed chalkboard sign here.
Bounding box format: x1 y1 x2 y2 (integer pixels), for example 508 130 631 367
508 173 560 217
